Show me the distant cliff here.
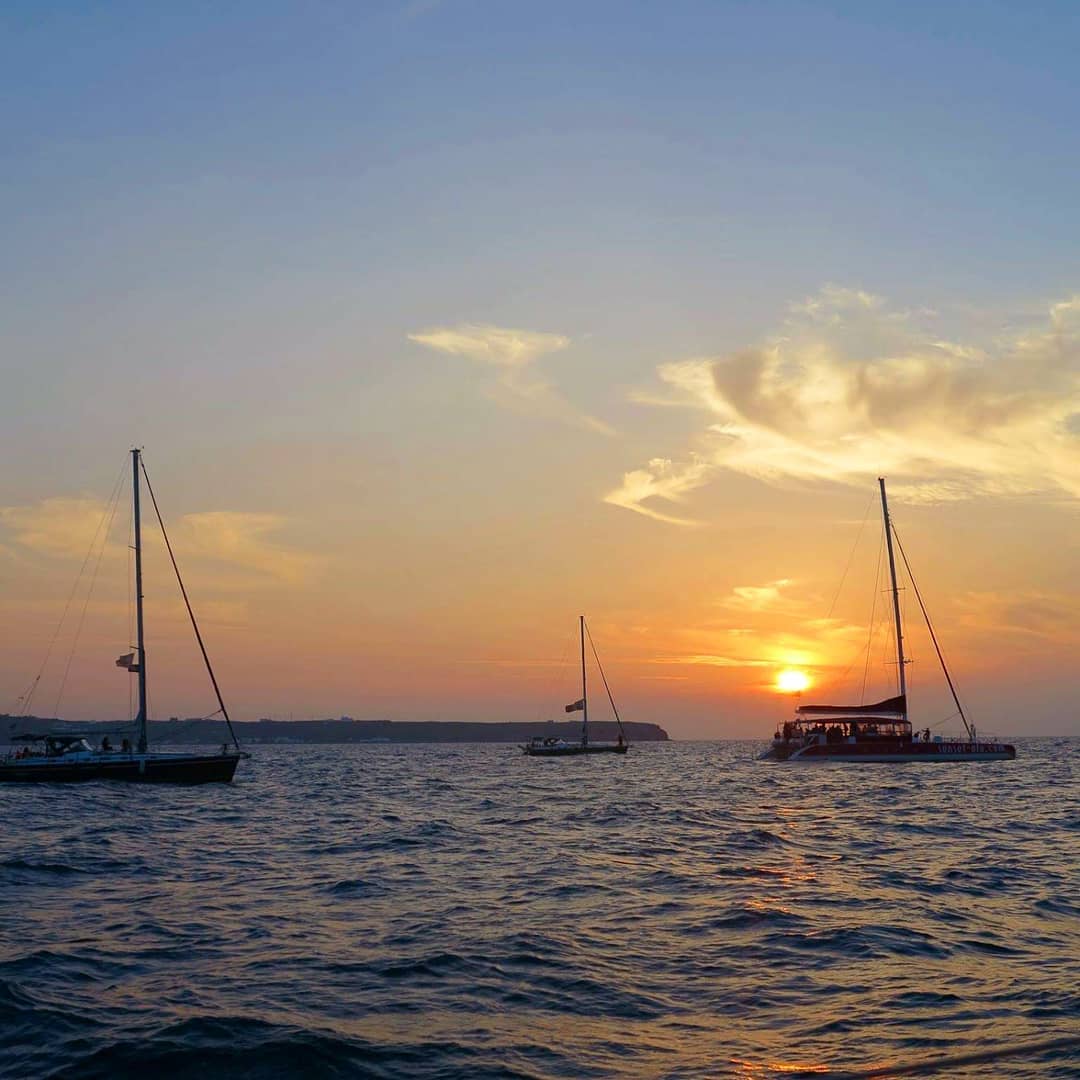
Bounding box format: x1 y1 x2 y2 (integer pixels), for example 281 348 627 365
3 715 669 745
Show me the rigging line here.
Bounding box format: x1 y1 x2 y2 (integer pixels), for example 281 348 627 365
584 620 625 738
139 459 241 752
829 639 871 691
900 562 914 698
881 594 896 673
891 523 974 741
11 677 38 717
860 527 884 704
51 469 126 718
822 629 882 702
16 459 127 716
824 491 877 621
812 491 881 700
533 626 574 724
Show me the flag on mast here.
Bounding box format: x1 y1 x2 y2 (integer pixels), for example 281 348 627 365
564 698 585 713
115 652 139 671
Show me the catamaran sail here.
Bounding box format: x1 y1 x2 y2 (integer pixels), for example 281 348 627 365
762 478 1015 763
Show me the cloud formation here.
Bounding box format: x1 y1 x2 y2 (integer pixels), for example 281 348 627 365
724 579 795 611
607 287 1080 522
602 456 712 525
409 322 614 434
0 500 315 587
955 589 1080 646
170 512 316 586
0 498 124 560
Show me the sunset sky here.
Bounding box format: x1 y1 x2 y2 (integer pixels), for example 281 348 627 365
2 2 1078 737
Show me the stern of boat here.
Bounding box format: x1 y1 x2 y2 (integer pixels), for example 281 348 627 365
759 737 797 761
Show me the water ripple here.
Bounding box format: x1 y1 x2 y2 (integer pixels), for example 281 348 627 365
0 738 1077 1078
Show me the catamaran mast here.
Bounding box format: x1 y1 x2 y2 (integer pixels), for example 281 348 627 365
580 614 588 747
132 448 149 753
878 477 907 716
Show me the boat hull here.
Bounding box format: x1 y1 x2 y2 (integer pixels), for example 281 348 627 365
761 741 1015 763
523 744 629 757
0 752 242 784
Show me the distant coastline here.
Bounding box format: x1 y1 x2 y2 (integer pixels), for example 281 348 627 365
3 715 670 745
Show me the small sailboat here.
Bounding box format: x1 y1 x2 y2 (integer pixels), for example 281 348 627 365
523 616 629 757
1 449 246 783
762 478 1015 763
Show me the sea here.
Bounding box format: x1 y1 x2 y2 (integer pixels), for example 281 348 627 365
1 739 1077 1079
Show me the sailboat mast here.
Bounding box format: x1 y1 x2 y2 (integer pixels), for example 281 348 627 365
132 448 149 753
878 477 907 712
580 614 588 747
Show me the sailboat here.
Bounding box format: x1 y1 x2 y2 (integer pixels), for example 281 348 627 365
1 449 246 783
523 616 629 757
761 478 1015 763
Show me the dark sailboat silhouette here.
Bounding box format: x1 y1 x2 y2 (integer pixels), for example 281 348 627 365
523 616 629 757
762 478 1015 763
1 449 245 783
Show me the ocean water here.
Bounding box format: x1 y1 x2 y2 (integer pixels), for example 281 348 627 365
1 739 1077 1079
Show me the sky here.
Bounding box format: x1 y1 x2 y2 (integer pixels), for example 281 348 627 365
1 1 1078 737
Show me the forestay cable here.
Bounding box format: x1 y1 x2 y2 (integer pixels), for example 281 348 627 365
139 458 242 752
584 620 626 740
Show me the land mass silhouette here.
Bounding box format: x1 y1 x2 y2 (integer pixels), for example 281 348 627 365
3 715 670 745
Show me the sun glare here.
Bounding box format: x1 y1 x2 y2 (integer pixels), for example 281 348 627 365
776 669 811 694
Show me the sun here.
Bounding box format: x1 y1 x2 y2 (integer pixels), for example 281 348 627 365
776 668 811 694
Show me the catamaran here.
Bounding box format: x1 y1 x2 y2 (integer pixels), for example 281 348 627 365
1 449 246 783
523 616 629 757
762 478 1015 763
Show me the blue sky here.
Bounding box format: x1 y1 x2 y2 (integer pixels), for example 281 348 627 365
2 2 1078 733
5 2 1078 340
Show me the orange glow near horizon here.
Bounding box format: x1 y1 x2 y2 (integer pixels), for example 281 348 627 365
775 669 811 694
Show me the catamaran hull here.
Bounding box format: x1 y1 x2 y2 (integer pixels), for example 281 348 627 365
0 753 242 783
761 742 1015 763
523 744 629 757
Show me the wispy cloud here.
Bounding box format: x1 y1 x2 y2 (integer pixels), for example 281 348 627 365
0 500 316 587
170 512 316 587
651 654 774 668
604 456 711 524
644 606 882 689
408 322 614 434
456 657 572 668
724 579 795 611
606 287 1080 522
954 589 1080 644
0 498 125 559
